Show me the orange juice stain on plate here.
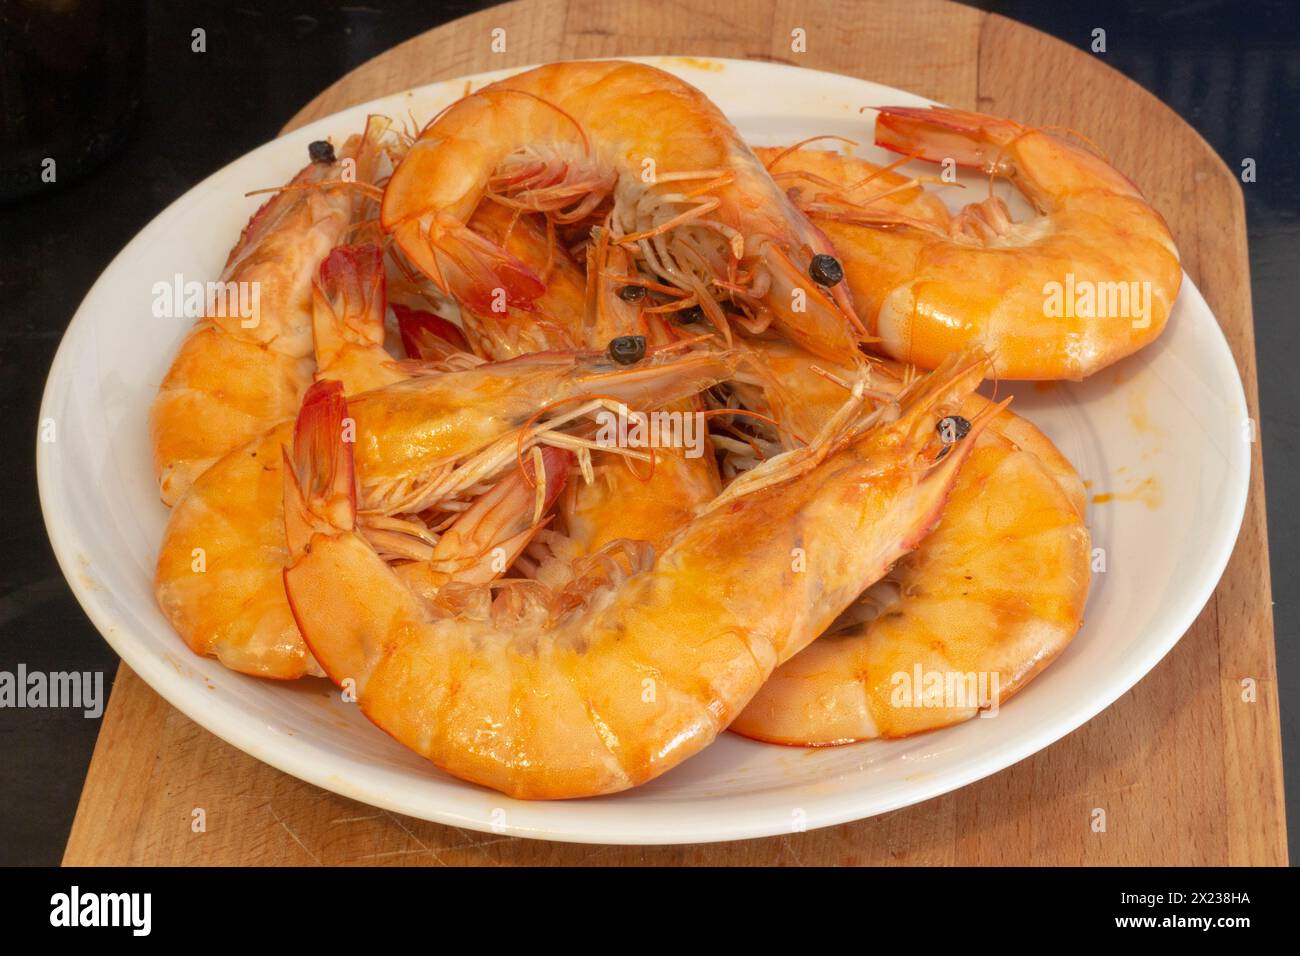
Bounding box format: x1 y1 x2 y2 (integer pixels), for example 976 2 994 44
1091 476 1162 509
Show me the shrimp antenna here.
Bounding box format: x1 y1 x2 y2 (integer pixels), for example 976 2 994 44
245 180 385 201
700 406 806 445
483 88 592 157
1029 124 1111 164
418 93 468 136
763 135 859 170
845 150 923 190
512 392 655 489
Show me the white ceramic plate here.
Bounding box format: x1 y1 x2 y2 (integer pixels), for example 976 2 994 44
38 57 1251 845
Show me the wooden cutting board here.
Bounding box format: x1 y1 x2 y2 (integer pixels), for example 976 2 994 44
63 0 1285 866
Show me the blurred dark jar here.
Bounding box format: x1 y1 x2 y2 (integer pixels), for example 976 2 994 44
0 0 144 202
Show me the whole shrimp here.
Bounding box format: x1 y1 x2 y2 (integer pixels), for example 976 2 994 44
149 117 395 505
763 106 1181 379
156 249 738 678
281 347 995 798
728 338 1091 744
382 60 866 363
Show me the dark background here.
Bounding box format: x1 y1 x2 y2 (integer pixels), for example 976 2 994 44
0 0 1294 865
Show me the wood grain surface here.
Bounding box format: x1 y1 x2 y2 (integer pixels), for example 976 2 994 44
63 0 1285 866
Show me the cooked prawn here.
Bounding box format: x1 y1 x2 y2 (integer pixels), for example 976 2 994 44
281 348 995 798
382 60 865 363
764 106 1181 379
728 338 1091 744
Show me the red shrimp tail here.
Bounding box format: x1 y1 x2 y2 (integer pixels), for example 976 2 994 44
319 243 386 320
525 446 574 513
430 446 574 584
315 243 387 347
478 445 574 574
393 303 471 359
437 218 547 314
283 380 356 559
391 213 546 315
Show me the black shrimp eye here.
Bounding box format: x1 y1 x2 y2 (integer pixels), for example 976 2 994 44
608 335 647 365
809 253 844 286
675 305 705 325
308 140 336 164
618 284 647 302
936 415 972 444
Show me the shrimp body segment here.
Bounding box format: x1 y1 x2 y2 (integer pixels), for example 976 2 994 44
382 61 864 363
768 106 1181 379
282 349 994 798
730 339 1091 745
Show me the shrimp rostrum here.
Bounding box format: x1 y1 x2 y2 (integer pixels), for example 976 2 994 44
382 60 866 363
283 347 997 799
